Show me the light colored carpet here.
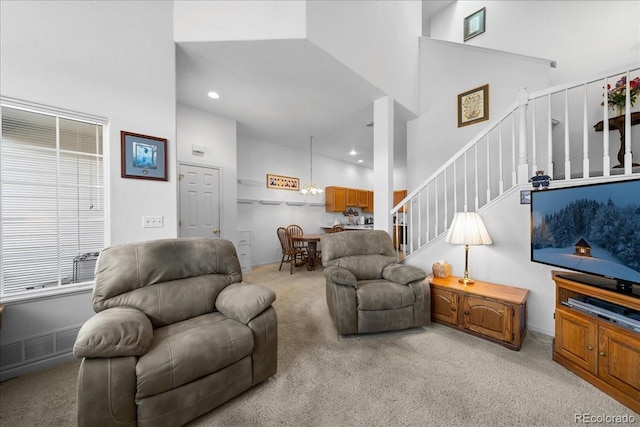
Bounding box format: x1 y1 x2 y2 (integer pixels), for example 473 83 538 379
1 263 637 426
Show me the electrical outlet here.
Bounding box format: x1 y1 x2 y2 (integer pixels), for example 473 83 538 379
142 215 164 228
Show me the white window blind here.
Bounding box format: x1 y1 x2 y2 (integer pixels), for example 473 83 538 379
1 104 105 299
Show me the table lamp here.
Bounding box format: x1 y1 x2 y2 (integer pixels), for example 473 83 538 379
445 212 492 285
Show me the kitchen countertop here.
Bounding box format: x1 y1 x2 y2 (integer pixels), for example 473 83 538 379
321 225 374 230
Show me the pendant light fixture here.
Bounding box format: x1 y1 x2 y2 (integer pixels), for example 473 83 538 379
300 136 323 195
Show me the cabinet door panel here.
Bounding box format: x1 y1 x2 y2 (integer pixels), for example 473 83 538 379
346 188 358 207
598 326 640 397
358 190 368 207
462 296 511 343
431 288 458 325
555 309 597 374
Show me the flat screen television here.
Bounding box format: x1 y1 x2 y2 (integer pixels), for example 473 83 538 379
530 178 640 295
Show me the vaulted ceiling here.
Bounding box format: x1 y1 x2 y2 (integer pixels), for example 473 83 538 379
175 1 453 168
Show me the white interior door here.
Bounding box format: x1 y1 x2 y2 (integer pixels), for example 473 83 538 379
179 163 221 238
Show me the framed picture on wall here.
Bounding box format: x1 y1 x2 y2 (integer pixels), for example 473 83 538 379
457 84 489 127
267 174 300 190
121 131 168 180
464 7 486 41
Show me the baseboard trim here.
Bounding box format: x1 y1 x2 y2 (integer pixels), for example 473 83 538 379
0 352 76 382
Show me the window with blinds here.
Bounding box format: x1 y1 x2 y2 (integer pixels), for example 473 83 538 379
1 104 105 299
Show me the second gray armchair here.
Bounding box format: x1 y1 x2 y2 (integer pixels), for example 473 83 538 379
321 230 431 335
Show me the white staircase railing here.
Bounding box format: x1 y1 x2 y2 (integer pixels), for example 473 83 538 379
392 63 640 260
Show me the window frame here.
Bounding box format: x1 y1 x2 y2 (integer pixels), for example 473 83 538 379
0 97 109 303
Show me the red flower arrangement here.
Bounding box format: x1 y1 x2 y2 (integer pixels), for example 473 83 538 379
602 75 640 115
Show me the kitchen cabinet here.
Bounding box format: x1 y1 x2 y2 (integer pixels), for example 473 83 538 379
552 272 640 413
429 275 529 350
358 190 369 208
325 186 347 212
326 186 373 212
346 188 358 207
364 191 374 213
392 225 406 250
393 190 407 212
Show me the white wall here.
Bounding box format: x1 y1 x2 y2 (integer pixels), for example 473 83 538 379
0 0 176 379
405 186 558 335
237 135 374 265
428 1 640 85
408 37 551 191
173 0 306 42
176 104 238 242
307 0 422 114
0 1 177 245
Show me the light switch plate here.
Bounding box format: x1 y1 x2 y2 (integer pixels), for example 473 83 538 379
142 215 164 228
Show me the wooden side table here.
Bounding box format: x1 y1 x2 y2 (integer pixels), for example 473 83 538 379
594 111 640 168
429 275 529 350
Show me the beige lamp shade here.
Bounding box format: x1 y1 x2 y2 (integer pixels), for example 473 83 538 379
445 212 493 245
445 212 492 284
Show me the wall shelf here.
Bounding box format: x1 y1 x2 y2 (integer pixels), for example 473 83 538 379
237 200 324 207
237 178 263 187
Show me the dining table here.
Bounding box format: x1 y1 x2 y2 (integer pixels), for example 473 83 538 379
291 234 322 270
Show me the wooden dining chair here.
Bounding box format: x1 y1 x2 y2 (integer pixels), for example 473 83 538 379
286 224 305 249
328 225 345 233
277 227 307 274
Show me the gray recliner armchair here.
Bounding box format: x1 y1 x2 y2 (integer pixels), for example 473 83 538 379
73 238 277 427
321 230 430 335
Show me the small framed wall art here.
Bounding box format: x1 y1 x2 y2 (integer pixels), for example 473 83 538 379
121 131 168 181
520 190 532 205
267 174 299 190
457 84 489 127
464 7 486 41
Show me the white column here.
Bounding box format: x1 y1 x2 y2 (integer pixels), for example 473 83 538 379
373 96 394 234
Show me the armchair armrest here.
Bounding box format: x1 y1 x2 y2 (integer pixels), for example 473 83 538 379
323 266 358 288
73 306 153 358
216 283 276 324
382 264 427 285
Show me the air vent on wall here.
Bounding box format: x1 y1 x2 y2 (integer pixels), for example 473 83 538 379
56 327 80 352
0 325 81 370
0 342 22 368
25 334 54 360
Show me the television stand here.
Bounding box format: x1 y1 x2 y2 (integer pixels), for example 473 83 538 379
617 282 633 293
552 271 640 413
555 272 638 298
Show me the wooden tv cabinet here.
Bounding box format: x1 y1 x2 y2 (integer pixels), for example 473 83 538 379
428 275 529 350
552 271 640 414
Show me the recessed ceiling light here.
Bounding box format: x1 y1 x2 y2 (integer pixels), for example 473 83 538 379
358 159 364 163
207 91 220 99
349 150 357 155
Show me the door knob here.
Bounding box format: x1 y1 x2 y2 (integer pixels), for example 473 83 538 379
451 307 457 312
213 228 220 235
599 351 606 357
587 345 593 350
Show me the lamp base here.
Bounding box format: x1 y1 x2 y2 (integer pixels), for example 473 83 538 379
458 277 474 285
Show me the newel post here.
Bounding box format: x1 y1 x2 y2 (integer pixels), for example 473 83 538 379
517 87 530 184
